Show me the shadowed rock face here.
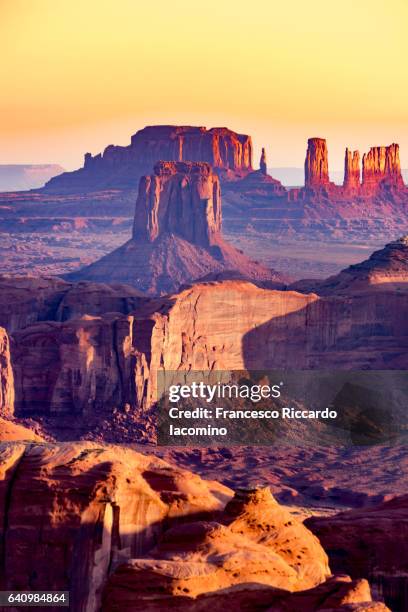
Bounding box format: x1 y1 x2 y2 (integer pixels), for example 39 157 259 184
362 143 403 190
305 138 330 188
43 126 253 193
65 162 282 294
306 494 408 612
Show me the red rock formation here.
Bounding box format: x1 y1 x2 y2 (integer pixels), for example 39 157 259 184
43 126 253 193
306 494 408 612
304 138 330 188
133 161 221 247
4 238 408 438
0 442 230 611
0 327 14 417
260 147 267 175
362 143 404 190
0 275 144 333
103 487 388 611
343 148 360 190
66 162 283 294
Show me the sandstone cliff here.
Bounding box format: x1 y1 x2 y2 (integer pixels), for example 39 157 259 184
43 126 253 193
66 162 282 294
304 138 330 188
5 269 407 441
0 275 144 333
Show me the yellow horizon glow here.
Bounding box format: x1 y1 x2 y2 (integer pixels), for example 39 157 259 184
1 0 408 170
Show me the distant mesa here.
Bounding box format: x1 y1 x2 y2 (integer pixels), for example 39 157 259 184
65 161 283 294
43 125 253 193
0 164 64 192
292 235 408 295
343 148 360 191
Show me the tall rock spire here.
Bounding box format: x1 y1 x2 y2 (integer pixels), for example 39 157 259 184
304 138 330 188
344 148 360 190
260 147 267 175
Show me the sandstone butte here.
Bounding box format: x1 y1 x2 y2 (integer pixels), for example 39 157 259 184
43 126 253 192
64 161 284 294
0 442 389 612
0 237 407 440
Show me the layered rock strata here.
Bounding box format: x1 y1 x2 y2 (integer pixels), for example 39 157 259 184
44 126 253 192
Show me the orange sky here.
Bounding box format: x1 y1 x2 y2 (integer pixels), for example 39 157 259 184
1 0 407 171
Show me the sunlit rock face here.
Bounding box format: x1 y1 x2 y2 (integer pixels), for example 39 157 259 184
362 143 404 191
304 138 330 188
43 125 253 192
343 148 360 191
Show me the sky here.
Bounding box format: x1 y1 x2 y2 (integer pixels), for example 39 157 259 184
1 0 407 173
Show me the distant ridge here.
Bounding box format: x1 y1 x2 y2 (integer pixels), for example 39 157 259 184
0 164 64 191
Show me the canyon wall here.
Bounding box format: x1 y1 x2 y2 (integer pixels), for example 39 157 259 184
132 161 222 247
5 278 408 436
44 126 253 192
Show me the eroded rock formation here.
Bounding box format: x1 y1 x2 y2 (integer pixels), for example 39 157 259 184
0 327 14 416
305 138 330 188
260 147 267 175
0 275 145 333
0 442 230 611
344 148 360 190
362 143 404 190
44 126 253 193
133 161 221 247
103 487 386 611
66 162 283 294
